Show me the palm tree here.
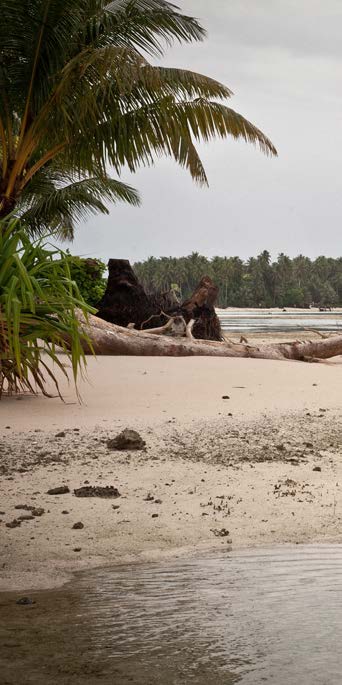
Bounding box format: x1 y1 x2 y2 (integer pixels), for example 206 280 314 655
0 0 277 239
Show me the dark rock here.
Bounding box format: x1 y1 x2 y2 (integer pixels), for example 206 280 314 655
14 504 44 516
55 431 66 438
107 428 146 451
18 515 34 521
74 485 121 498
144 493 154 501
211 527 230 537
47 486 70 495
31 507 45 517
151 513 159 518
72 522 84 529
112 505 120 510
222 395 230 400
154 499 162 504
73 548 82 552
313 466 322 472
16 597 35 605
6 519 21 528
61 510 69 515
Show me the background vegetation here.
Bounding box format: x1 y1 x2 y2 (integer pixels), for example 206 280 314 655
67 256 106 308
134 250 342 308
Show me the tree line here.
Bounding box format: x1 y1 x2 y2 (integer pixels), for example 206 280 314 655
134 250 342 308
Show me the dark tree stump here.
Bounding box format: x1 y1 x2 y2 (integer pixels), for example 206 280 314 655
96 259 155 328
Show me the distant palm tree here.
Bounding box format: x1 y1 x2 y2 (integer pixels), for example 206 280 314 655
0 0 277 239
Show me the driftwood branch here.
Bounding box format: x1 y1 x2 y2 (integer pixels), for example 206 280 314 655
303 328 330 339
78 312 342 362
186 319 195 340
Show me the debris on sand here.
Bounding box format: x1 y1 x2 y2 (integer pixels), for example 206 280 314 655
6 519 21 528
211 527 231 538
14 504 45 516
107 428 146 451
72 522 84 529
47 486 70 495
74 485 121 498
16 597 35 605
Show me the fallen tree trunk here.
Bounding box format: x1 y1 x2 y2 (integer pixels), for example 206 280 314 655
79 312 342 361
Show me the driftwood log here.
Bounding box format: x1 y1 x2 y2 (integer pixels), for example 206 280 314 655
96 259 222 341
79 312 342 361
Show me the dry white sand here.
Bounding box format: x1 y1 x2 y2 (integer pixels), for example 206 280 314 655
1 354 342 590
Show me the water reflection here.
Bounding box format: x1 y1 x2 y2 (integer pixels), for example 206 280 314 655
2 545 342 684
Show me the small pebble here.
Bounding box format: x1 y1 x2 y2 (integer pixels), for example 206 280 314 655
16 597 35 606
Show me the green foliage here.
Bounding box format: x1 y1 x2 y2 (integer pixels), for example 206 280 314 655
0 218 92 398
0 0 276 239
134 252 342 308
67 256 107 307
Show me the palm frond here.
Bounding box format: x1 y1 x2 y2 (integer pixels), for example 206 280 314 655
104 0 205 55
19 175 140 240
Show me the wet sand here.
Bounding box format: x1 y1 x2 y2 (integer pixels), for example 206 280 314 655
1 354 342 590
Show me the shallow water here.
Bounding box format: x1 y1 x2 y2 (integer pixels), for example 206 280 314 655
217 309 342 332
2 545 342 684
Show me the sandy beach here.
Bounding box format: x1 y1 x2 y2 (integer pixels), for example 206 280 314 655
1 353 342 591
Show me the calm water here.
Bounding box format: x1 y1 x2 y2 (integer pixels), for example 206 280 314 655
2 545 342 684
217 309 342 333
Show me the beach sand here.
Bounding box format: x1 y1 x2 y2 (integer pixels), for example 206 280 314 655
1 353 342 591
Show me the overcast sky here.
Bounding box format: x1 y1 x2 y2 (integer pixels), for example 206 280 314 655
69 1 342 263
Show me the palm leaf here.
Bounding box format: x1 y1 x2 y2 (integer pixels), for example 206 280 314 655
19 174 140 239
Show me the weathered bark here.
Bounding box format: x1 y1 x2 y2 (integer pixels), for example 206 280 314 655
79 312 342 361
177 275 222 340
96 260 222 341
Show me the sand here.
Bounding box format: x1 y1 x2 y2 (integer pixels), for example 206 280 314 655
1 353 342 591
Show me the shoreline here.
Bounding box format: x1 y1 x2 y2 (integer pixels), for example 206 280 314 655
1 353 342 591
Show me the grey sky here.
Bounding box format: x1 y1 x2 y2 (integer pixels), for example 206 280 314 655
69 1 342 263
